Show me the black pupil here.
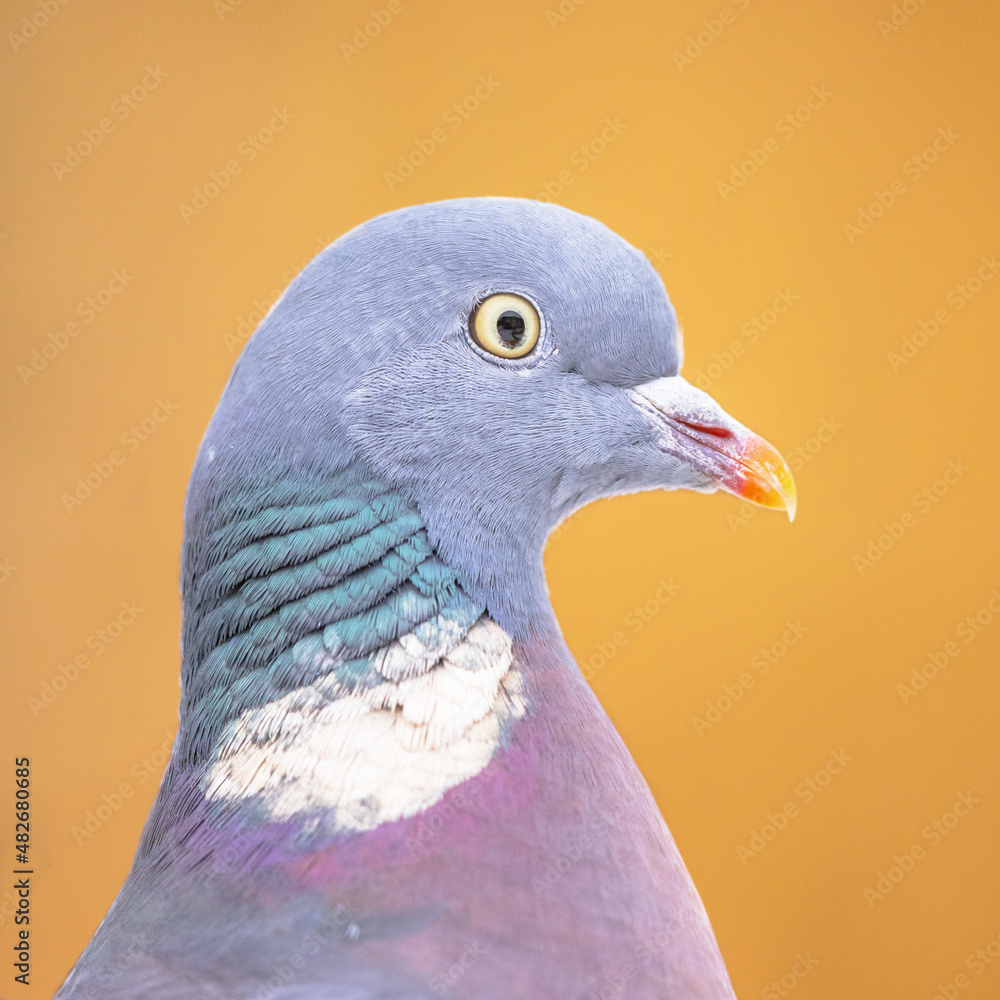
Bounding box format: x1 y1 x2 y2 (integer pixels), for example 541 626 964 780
495 310 525 346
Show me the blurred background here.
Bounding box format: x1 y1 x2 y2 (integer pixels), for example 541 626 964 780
1 1 998 996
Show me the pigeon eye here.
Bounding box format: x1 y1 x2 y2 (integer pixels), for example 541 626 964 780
469 293 540 360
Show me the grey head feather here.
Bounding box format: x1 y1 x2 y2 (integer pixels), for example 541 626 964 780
187 197 693 639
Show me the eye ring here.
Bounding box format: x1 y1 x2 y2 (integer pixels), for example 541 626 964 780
468 293 541 360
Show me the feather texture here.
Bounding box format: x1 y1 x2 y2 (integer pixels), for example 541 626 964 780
174 461 526 833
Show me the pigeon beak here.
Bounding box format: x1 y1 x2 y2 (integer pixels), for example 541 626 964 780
629 376 797 522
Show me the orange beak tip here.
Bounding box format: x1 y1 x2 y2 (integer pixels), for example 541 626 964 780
731 434 798 524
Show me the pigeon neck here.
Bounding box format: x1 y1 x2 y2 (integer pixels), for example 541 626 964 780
132 455 559 856
175 456 557 768
404 485 560 640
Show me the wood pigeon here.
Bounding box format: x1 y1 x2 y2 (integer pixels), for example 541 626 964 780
56 198 795 999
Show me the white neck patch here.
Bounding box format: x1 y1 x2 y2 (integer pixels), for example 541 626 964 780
201 618 526 833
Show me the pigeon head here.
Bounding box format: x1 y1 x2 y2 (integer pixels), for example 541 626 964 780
196 197 795 635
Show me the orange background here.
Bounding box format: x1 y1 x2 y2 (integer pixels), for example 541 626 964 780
2 1 999 997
